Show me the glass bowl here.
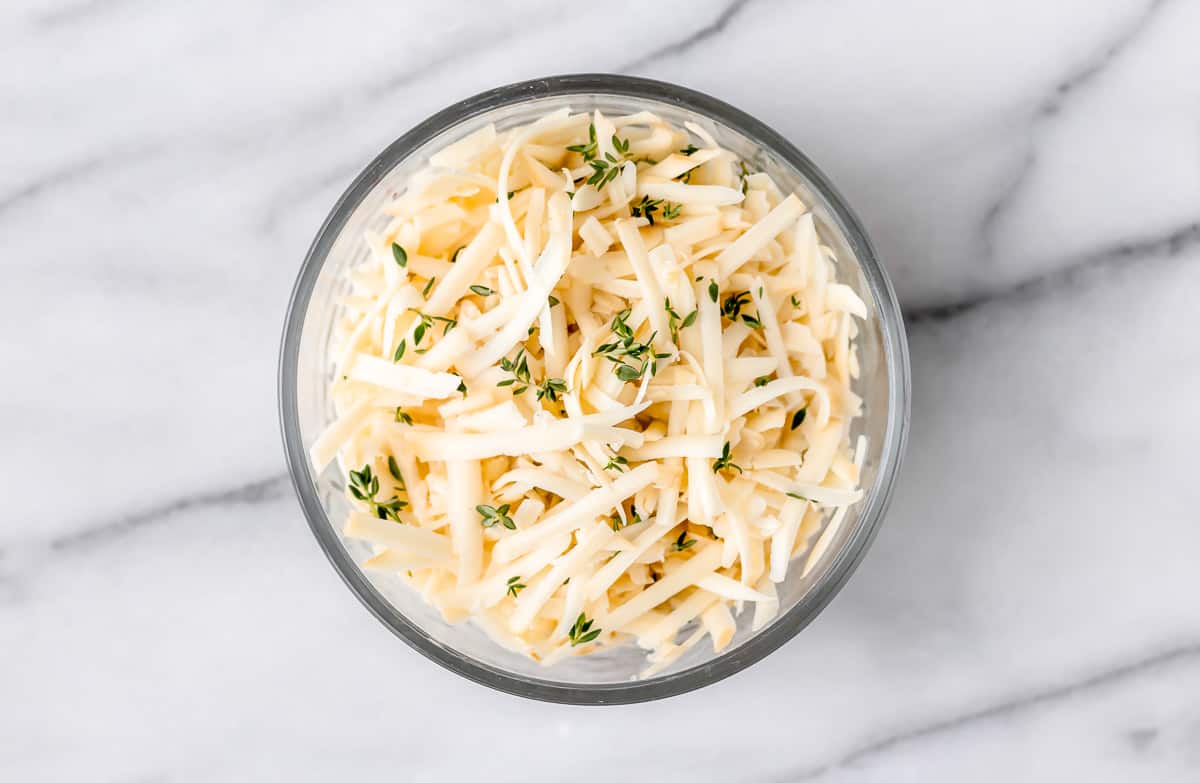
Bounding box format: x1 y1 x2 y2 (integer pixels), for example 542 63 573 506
279 74 909 704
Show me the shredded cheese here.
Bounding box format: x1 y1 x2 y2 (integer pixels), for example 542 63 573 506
313 108 870 676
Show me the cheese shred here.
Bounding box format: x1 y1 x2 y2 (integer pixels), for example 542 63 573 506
312 108 869 675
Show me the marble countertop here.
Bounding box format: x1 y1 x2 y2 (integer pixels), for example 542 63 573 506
4 0 1199 780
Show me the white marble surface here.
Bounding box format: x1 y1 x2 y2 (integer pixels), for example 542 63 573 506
4 0 1200 779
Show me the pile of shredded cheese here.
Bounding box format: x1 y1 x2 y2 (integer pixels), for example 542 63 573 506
310 107 869 676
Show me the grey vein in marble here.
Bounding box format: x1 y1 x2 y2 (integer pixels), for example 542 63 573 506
781 639 1200 781
48 473 291 553
977 0 1171 262
620 0 755 72
906 218 1200 324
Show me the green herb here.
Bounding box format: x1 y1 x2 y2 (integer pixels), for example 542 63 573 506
497 347 532 395
348 464 407 522
676 168 694 184
456 380 468 397
586 155 624 189
582 132 633 189
708 279 719 302
786 492 811 503
387 455 404 483
721 290 762 328
506 190 516 200
661 202 682 221
603 454 629 472
537 377 568 402
421 276 436 298
631 195 663 225
469 284 495 297
476 503 515 530
672 529 697 552
712 442 743 476
568 613 601 646
548 294 561 307
394 408 413 425
790 407 807 430
393 339 406 362
451 246 464 263
721 290 752 320
391 243 408 268
739 160 751 194
664 298 698 345
410 309 457 346
753 375 771 387
506 575 526 598
593 309 661 383
789 294 804 309
680 144 699 156
566 122 599 160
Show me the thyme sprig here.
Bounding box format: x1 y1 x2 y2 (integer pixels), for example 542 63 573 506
592 309 669 383
476 503 516 530
409 309 457 346
664 297 698 344
506 575 526 598
568 613 602 646
672 529 697 552
348 463 407 522
537 377 568 402
712 442 743 476
497 347 532 395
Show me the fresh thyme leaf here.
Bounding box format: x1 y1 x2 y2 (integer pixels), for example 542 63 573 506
568 612 601 646
631 195 662 225
611 133 630 156
790 294 803 308
721 290 752 320
391 243 407 267
741 313 763 329
790 407 807 430
348 463 407 522
537 377 568 402
393 408 413 425
786 491 811 502
672 529 696 552
421 277 436 298
753 375 771 387
506 575 526 598
661 202 682 221
456 380 468 397
413 321 427 346
603 454 629 472
680 144 699 156
712 441 743 475
708 279 719 302
548 294 561 307
451 246 464 263
469 284 495 297
393 339 406 362
566 122 598 160
665 297 699 344
476 503 516 530
387 455 404 482
498 347 531 394
615 363 643 382
593 309 657 382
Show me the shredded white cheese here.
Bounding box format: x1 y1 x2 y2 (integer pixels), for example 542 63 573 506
314 108 869 675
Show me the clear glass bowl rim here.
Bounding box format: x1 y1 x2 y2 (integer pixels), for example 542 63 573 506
278 73 910 705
